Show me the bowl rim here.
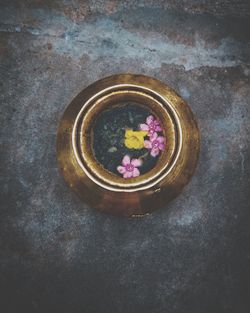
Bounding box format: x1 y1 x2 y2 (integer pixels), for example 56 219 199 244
72 83 182 192
56 73 200 216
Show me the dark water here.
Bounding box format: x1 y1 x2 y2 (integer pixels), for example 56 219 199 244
92 103 159 176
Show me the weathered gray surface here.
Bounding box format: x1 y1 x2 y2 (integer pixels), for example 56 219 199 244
0 1 250 313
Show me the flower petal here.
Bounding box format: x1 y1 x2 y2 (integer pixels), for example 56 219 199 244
157 136 165 143
151 148 159 157
124 171 133 178
125 137 142 149
132 168 140 177
139 123 149 131
150 132 158 141
155 125 162 132
125 129 133 138
131 158 142 167
146 115 154 125
122 155 130 166
124 130 147 149
117 166 126 174
144 140 152 149
159 143 165 151
154 119 160 126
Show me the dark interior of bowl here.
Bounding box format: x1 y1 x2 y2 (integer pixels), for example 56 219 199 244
91 102 165 178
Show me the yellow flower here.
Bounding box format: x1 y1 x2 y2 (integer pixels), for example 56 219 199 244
124 129 148 149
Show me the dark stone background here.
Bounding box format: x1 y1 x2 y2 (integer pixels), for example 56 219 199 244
0 1 250 312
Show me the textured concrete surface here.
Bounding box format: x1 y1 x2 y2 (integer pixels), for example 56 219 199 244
0 1 250 313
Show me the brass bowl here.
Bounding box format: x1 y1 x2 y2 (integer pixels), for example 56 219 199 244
57 74 200 217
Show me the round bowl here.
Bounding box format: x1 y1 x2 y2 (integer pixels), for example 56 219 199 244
57 74 200 217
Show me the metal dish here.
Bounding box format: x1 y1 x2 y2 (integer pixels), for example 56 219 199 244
57 74 200 217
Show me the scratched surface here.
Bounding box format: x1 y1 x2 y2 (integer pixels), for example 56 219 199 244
0 1 250 313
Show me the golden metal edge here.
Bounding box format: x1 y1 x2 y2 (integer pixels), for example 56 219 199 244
73 84 181 191
56 73 200 217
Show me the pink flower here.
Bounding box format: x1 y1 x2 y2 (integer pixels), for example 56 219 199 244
144 133 165 157
139 115 162 137
117 155 142 178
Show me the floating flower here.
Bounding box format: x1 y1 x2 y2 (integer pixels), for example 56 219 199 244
139 115 162 137
144 132 165 157
117 155 142 178
124 129 148 149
